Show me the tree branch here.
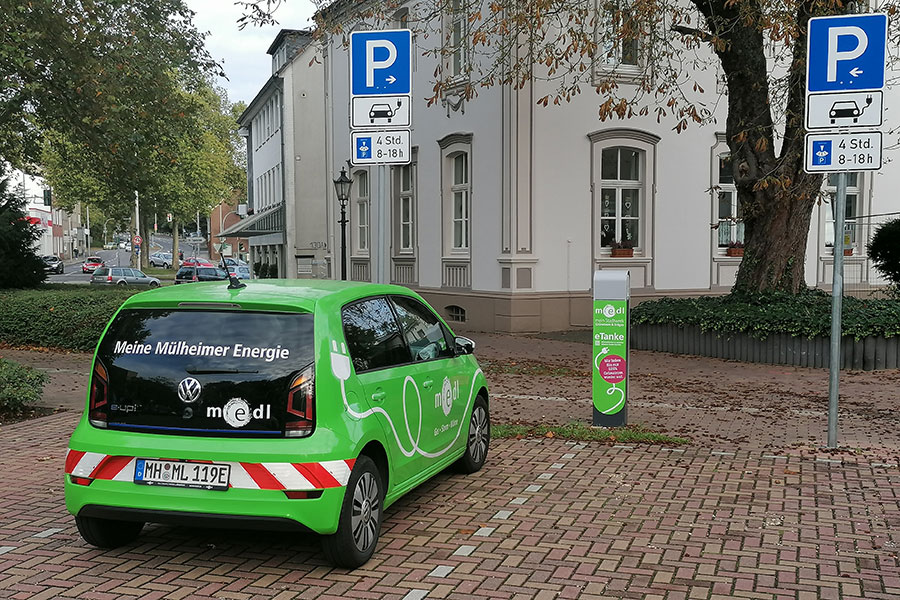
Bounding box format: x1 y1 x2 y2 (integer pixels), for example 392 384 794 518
670 25 714 43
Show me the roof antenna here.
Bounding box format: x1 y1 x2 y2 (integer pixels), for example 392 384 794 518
220 247 246 290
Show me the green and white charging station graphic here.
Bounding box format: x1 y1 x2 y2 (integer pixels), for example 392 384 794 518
592 271 630 426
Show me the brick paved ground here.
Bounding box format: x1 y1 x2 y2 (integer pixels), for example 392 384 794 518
2 411 899 599
3 333 900 598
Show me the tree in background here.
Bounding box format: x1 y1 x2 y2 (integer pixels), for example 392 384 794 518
0 169 46 288
244 0 899 295
42 80 245 270
1 0 217 169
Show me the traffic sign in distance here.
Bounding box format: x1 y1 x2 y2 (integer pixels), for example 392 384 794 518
132 235 143 246
804 131 882 173
351 130 411 166
351 96 411 129
807 14 887 93
806 90 883 130
350 30 412 96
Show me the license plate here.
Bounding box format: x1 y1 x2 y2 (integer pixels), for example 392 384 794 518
134 459 230 491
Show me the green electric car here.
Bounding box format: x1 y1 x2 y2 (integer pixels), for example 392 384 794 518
65 280 489 567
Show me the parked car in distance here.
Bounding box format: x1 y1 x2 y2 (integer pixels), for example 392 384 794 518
174 266 228 284
229 265 252 280
223 257 248 267
103 242 116 250
82 257 104 273
42 255 64 274
64 281 488 568
149 252 175 268
181 256 214 268
91 267 160 288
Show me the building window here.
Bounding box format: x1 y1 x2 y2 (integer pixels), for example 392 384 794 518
824 173 860 248
395 162 415 253
355 170 369 253
599 147 642 249
451 152 469 250
447 0 468 79
445 305 467 322
597 0 641 71
716 154 744 248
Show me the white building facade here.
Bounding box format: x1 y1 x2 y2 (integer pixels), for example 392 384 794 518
241 5 900 332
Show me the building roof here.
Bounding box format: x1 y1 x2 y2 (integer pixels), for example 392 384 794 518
236 75 284 125
266 28 309 55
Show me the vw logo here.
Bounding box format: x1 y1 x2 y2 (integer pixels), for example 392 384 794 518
177 377 201 403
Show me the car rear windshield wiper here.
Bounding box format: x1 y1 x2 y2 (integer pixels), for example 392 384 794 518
185 367 260 374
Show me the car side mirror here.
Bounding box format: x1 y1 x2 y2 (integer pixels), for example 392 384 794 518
454 336 475 355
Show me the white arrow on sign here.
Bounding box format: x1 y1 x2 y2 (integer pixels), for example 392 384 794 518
386 75 396 84
850 67 863 77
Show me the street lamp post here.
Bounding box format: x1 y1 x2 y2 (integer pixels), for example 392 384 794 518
333 167 353 281
103 218 114 248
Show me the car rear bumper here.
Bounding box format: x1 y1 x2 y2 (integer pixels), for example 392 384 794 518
64 426 353 535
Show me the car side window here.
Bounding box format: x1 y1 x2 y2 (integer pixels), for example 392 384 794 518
389 295 453 362
342 297 409 373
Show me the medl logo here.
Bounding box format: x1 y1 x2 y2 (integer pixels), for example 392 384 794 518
207 398 272 428
435 377 459 417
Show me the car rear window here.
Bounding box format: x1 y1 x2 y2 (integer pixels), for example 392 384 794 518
94 267 109 277
96 309 315 437
87 257 102 262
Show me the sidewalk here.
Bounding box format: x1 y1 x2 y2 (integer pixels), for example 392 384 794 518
5 331 900 453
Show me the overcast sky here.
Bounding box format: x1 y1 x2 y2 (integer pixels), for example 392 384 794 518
186 0 317 105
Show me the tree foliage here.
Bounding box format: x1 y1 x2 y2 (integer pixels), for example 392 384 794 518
1 0 218 169
244 0 899 295
0 170 46 288
867 218 900 293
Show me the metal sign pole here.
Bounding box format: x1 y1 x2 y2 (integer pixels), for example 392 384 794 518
827 172 847 448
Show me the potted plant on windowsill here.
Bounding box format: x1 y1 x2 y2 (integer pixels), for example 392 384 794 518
610 239 635 258
726 241 744 257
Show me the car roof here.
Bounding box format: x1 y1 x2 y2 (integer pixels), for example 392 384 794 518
121 280 419 313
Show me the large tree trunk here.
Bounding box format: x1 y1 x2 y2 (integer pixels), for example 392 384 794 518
695 0 825 294
172 221 180 271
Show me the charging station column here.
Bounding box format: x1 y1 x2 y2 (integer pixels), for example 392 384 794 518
592 270 630 427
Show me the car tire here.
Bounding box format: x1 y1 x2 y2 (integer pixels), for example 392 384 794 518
163 263 170 269
75 515 143 548
320 455 384 568
148 281 159 288
456 394 490 474
117 281 127 286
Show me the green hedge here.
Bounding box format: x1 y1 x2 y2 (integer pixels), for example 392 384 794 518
0 359 49 413
631 290 900 341
0 285 139 351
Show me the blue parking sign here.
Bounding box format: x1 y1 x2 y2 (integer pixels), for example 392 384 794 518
350 30 412 96
807 14 887 93
813 140 832 166
356 137 372 160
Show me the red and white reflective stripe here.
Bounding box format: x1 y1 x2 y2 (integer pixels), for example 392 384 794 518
65 449 355 490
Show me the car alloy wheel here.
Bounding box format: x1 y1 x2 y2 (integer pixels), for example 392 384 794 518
468 403 488 465
350 471 381 553
321 455 383 568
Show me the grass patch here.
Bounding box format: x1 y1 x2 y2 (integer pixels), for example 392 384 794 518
142 266 177 280
492 422 689 445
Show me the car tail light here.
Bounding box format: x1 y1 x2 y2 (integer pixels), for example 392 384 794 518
70 476 94 486
107 273 112 282
285 364 314 437
283 490 323 499
89 360 109 428
192 273 198 281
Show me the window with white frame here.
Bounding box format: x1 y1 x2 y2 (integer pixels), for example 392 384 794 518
716 154 744 248
451 152 470 250
824 172 860 248
597 0 641 73
394 162 415 253
599 147 642 249
355 170 369 253
447 0 468 79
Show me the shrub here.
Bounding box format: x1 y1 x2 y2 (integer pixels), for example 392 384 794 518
0 359 49 413
0 171 47 289
631 290 900 341
253 261 263 278
0 285 139 351
868 218 900 292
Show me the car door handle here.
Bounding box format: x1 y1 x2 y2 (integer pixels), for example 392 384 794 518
422 379 434 389
371 391 386 402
